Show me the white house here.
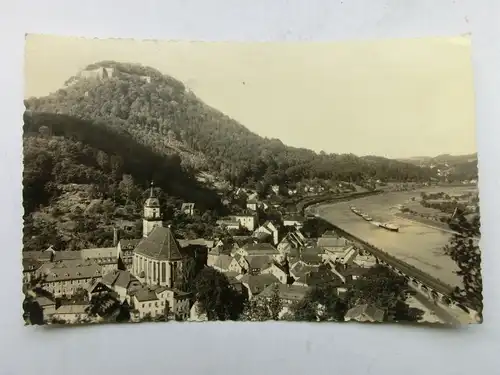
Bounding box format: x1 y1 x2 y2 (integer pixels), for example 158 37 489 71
131 286 190 321
52 304 90 324
253 221 280 245
261 263 289 284
246 199 258 211
283 215 305 229
232 214 257 231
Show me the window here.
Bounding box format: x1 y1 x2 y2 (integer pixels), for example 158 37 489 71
161 262 166 283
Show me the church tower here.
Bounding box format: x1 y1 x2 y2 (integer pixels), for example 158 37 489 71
143 181 163 238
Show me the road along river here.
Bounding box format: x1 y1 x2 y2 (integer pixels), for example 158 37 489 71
310 187 477 290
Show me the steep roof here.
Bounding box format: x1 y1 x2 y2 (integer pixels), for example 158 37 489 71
242 243 278 253
239 274 279 295
101 269 140 290
290 262 318 280
283 215 305 222
213 254 233 270
55 304 89 315
295 265 339 287
44 264 102 282
35 296 56 307
134 226 183 261
80 247 118 260
244 255 273 271
133 288 159 302
322 230 339 238
317 237 350 248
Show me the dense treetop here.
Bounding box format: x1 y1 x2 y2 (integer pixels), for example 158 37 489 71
25 60 437 188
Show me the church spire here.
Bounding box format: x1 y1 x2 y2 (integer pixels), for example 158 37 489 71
149 180 155 198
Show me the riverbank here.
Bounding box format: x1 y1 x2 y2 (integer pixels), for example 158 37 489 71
394 212 457 234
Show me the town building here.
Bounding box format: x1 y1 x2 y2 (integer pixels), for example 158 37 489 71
130 285 190 321
35 296 56 322
344 304 385 323
39 260 103 298
208 254 234 272
232 213 258 231
238 273 279 299
181 203 195 216
241 255 274 275
23 258 43 284
283 215 305 229
246 199 258 211
277 230 306 254
317 236 351 252
253 221 280 245
236 242 279 257
228 256 245 274
97 269 142 303
52 304 90 324
117 238 141 271
80 247 119 274
216 218 241 230
258 283 310 318
132 226 186 288
261 263 289 284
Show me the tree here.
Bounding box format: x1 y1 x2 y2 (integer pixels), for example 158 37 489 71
118 174 135 204
444 210 482 315
268 284 283 320
193 267 245 321
23 296 45 325
345 265 415 322
241 299 271 321
175 256 198 293
241 284 282 321
290 283 347 322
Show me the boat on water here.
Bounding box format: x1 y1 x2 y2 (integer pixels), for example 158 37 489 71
361 214 373 221
379 223 400 232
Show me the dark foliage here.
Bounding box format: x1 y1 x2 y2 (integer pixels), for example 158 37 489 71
445 210 482 314
23 296 45 325
193 267 245 320
346 265 420 322
290 283 347 322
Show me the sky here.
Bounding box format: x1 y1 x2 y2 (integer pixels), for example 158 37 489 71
24 34 477 159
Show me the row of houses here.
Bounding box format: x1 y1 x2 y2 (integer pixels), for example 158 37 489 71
205 227 380 320
23 182 383 324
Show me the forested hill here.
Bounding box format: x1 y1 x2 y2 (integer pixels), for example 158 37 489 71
22 111 224 251
25 60 436 187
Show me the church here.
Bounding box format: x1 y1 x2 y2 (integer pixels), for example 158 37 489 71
128 182 186 288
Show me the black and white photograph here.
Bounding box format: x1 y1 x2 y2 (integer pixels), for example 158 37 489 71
22 34 481 326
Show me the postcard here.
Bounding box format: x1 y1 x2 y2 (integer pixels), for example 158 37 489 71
22 35 481 326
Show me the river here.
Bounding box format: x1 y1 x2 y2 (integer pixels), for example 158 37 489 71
312 186 478 289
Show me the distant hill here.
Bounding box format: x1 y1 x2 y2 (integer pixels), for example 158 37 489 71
25 60 437 189
397 153 478 181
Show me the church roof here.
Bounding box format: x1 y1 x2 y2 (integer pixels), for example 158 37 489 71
134 226 184 261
